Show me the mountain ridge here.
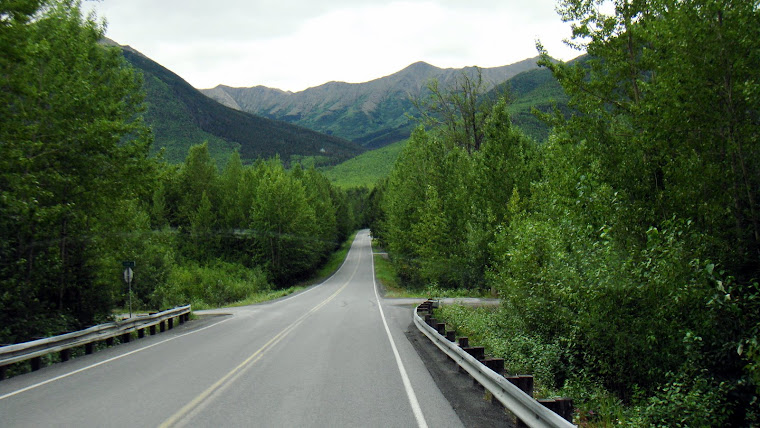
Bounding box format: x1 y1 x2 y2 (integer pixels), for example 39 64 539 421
202 57 543 148
109 39 364 164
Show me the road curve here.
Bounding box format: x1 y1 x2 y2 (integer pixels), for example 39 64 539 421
0 230 463 427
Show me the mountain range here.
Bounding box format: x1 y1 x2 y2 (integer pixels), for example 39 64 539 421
112 39 569 167
114 42 364 165
202 58 544 149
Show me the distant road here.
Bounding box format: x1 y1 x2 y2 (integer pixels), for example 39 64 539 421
0 230 462 427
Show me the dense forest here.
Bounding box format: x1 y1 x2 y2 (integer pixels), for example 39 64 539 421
372 0 760 424
0 0 363 346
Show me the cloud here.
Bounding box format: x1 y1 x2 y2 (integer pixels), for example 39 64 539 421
84 0 580 91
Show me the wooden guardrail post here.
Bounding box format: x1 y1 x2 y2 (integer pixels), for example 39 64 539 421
538 398 574 422
0 305 192 382
483 358 504 374
159 321 166 333
30 356 42 371
506 375 534 397
463 346 485 361
435 323 446 335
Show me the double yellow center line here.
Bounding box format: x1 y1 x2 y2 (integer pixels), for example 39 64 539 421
159 248 361 427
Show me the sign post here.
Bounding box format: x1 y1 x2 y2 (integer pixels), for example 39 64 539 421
122 261 135 318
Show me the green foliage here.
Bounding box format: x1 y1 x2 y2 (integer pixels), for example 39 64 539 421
633 370 732 427
321 139 408 189
382 127 474 288
120 47 364 166
248 161 317 284
0 1 365 347
437 305 564 393
0 0 156 342
376 0 760 424
152 261 268 309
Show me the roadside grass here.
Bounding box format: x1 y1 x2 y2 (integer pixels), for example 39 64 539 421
225 230 359 308
433 304 559 399
309 231 358 283
434 304 642 427
373 251 410 297
372 240 490 299
224 285 308 308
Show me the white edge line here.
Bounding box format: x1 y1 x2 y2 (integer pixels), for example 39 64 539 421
369 233 429 428
0 316 233 401
2 232 362 401
259 230 358 306
1 232 363 401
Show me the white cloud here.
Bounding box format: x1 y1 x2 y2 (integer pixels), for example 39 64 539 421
84 0 581 92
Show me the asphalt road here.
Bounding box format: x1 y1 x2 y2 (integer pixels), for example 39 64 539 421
0 230 464 427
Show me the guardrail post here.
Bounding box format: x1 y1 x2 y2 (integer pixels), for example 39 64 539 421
179 315 185 325
456 338 469 373
483 358 504 374
138 328 145 338
106 337 114 347
506 375 534 397
168 318 174 330
121 333 131 343
463 346 485 361
149 325 156 336
0 365 6 380
435 323 446 335
31 356 42 371
445 330 456 341
538 398 574 422
463 346 485 378
159 321 166 333
85 342 94 355
60 349 71 362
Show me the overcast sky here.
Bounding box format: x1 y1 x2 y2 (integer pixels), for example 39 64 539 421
82 0 582 92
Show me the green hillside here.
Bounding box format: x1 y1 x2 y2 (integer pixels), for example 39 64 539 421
321 139 408 188
500 67 570 142
120 47 364 165
205 58 544 150
323 66 570 188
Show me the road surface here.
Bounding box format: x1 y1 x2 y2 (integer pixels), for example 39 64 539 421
0 230 464 427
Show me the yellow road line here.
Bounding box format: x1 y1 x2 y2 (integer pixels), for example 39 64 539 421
159 247 361 428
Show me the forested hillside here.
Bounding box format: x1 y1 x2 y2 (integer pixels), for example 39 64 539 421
372 0 760 425
203 58 546 148
499 66 571 142
0 1 362 347
321 139 408 189
118 43 364 166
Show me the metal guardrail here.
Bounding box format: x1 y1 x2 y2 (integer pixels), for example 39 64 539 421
0 305 191 374
413 301 575 428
